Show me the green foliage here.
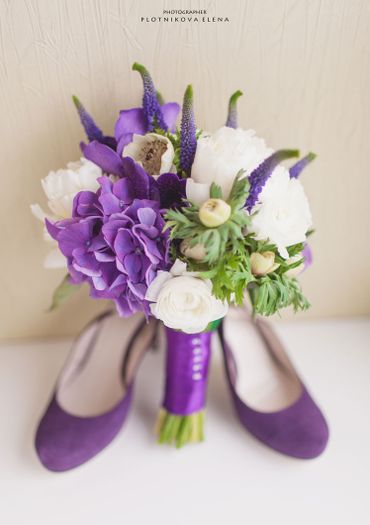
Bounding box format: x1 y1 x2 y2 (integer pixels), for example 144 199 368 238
249 275 310 316
165 173 251 264
48 274 80 312
163 173 311 317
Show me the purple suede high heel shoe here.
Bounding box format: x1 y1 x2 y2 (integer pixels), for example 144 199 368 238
219 308 329 459
35 310 157 471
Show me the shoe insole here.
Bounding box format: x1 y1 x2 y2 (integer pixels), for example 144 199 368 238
57 313 150 417
224 309 301 412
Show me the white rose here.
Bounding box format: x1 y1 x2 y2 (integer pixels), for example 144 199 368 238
30 157 102 268
123 133 175 177
188 126 272 204
249 166 312 259
145 259 228 334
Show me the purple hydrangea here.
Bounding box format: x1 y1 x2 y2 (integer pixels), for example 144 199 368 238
47 175 170 317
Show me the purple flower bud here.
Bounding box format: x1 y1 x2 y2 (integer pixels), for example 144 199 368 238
246 150 299 212
72 96 116 149
132 63 167 131
226 90 243 129
289 152 316 179
180 85 197 174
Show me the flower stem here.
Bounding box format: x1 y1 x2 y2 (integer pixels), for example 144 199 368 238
156 409 205 448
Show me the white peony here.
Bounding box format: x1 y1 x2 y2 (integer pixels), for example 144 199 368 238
31 157 102 268
38 158 102 218
145 260 228 334
188 126 272 204
123 133 175 178
249 166 312 259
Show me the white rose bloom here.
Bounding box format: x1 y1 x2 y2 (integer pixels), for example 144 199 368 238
31 157 102 268
249 166 312 259
145 259 228 334
188 126 272 204
123 133 175 178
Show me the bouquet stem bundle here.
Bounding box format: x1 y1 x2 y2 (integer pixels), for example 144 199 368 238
156 320 221 447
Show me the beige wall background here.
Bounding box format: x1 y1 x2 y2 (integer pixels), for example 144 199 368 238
1 0 369 340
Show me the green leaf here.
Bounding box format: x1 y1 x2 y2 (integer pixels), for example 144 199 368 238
210 183 223 199
48 274 80 312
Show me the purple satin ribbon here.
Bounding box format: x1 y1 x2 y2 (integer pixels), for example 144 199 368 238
163 327 212 416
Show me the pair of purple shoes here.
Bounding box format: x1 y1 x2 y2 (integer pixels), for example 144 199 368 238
35 308 329 471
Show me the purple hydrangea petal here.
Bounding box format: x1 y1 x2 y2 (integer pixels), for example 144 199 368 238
114 297 134 317
45 218 61 241
91 275 107 291
99 177 134 215
125 198 159 221
121 157 151 199
73 248 100 271
68 263 87 284
102 218 132 248
73 262 101 278
58 221 92 257
114 229 135 260
124 252 142 280
138 236 162 264
94 250 115 262
137 207 157 226
72 191 102 218
113 178 134 203
127 281 147 300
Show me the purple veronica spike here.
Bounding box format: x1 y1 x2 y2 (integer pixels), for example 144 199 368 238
180 85 197 174
72 96 103 142
289 152 316 179
226 90 243 129
73 96 116 149
246 149 299 212
132 63 167 131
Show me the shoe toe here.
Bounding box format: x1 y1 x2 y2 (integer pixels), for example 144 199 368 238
234 389 329 459
35 394 131 472
272 399 329 459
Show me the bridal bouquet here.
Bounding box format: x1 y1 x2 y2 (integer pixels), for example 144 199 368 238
32 63 315 447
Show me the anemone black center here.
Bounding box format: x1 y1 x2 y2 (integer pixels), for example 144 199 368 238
140 139 167 176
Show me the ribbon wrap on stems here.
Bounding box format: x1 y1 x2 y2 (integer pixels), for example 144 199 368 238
157 323 220 447
164 328 212 415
